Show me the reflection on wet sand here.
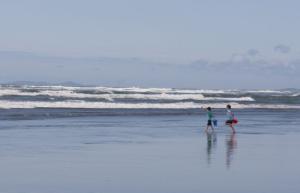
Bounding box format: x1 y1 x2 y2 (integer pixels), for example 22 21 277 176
225 133 237 168
206 131 217 165
204 132 237 168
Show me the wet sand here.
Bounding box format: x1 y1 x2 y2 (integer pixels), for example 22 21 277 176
0 111 299 193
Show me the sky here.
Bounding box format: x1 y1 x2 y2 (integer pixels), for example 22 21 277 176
0 0 299 89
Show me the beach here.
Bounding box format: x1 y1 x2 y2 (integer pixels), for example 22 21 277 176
0 108 299 193
1 0 300 192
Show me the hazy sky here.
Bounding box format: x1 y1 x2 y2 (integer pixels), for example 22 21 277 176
0 0 299 88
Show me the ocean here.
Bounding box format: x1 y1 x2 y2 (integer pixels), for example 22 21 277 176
0 85 299 120
0 85 299 193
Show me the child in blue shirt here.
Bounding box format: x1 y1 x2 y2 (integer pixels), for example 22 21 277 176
206 107 215 132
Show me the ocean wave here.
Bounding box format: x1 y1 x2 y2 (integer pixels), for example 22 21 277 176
245 90 291 94
291 93 300 97
2 85 297 93
1 85 232 94
0 100 299 109
0 89 255 102
0 89 114 101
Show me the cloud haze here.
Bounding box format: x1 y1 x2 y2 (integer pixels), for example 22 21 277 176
0 1 299 88
0 50 299 89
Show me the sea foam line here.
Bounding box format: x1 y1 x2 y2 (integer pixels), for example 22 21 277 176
0 85 232 94
0 101 299 109
0 89 255 101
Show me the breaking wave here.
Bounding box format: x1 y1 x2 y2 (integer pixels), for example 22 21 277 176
0 85 298 109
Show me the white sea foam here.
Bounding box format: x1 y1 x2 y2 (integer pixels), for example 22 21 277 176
0 88 255 101
8 85 232 94
0 85 294 94
205 97 255 101
245 90 291 94
92 87 235 94
0 101 299 109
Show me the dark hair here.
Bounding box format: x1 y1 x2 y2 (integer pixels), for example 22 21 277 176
226 104 231 109
207 107 211 111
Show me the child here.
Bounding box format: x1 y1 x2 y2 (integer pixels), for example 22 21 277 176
226 104 236 133
205 107 214 132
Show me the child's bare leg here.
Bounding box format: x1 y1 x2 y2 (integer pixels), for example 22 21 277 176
230 124 236 133
205 125 209 132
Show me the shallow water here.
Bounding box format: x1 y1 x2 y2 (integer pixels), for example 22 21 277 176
0 110 299 193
